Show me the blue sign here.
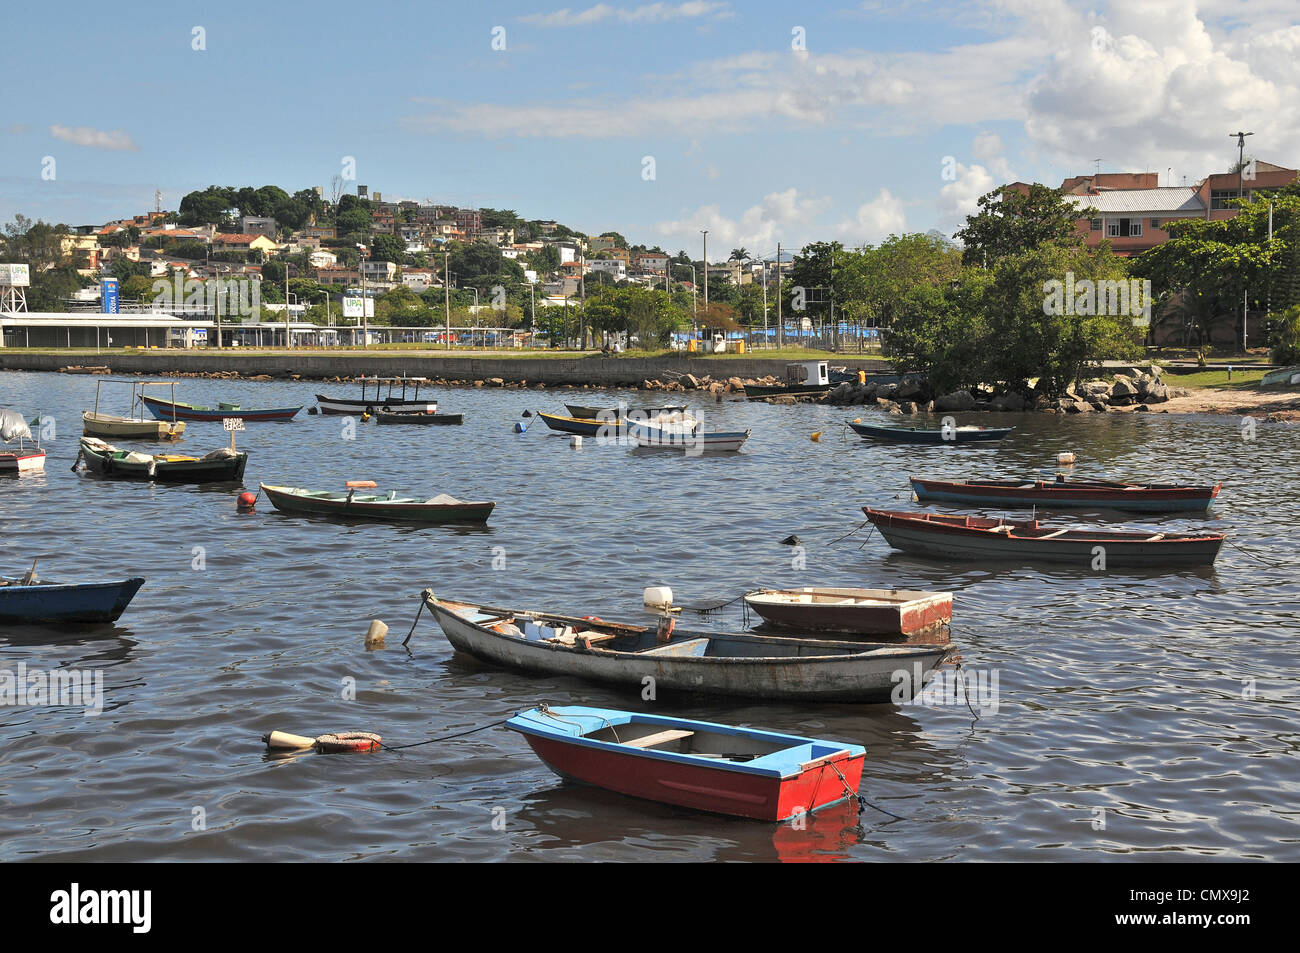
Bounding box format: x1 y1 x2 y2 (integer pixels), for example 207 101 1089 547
101 278 119 314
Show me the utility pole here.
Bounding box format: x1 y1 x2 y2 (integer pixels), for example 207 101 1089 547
776 242 782 348
701 230 708 317
1231 131 1254 198
358 244 369 348
443 250 451 350
761 258 768 350
284 260 291 349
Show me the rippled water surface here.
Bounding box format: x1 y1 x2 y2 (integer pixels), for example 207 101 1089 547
1 370 1298 862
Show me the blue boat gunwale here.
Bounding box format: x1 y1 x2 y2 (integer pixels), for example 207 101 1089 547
0 576 145 623
507 705 865 781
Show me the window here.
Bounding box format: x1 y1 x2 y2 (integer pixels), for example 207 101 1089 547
1090 218 1103 231
1211 190 1238 210
1150 218 1161 229
1106 218 1141 238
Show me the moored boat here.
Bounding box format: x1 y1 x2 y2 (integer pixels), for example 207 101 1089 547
420 592 953 702
849 421 1013 444
628 421 751 453
910 475 1222 512
372 410 464 425
0 410 45 474
261 483 494 522
743 361 833 400
82 379 185 440
76 437 247 483
566 403 688 420
0 574 144 624
316 376 437 415
744 587 952 638
863 507 1224 567
1260 365 1300 389
538 408 694 438
140 395 303 422
508 704 866 822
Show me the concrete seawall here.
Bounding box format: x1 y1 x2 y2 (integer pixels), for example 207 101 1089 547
0 350 892 385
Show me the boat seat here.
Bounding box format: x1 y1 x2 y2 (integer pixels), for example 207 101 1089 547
550 629 616 646
622 729 694 749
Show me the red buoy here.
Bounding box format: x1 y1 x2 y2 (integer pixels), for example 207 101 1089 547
237 491 257 511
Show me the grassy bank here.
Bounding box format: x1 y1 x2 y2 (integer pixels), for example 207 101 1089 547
1161 368 1267 389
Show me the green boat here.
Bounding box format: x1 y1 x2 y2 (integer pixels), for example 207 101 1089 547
76 437 248 483
1260 365 1300 389
260 483 495 523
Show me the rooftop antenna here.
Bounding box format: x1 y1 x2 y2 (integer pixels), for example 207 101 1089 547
1093 158 1101 176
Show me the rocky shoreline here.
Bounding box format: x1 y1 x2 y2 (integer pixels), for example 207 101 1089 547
25 361 1298 420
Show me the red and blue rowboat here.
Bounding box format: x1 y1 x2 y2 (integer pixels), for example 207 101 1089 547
508 705 866 822
911 476 1223 513
863 508 1225 567
0 576 145 624
141 395 302 422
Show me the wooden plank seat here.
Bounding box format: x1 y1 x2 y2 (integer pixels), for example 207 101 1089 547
622 729 695 749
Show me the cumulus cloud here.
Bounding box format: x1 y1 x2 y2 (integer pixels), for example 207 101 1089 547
831 189 907 245
937 163 997 236
50 125 139 151
655 187 832 253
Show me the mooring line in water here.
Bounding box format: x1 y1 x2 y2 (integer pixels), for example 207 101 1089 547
1224 537 1293 568
401 597 425 646
827 760 905 821
380 718 513 751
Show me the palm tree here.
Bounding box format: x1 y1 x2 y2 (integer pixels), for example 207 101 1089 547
729 247 748 262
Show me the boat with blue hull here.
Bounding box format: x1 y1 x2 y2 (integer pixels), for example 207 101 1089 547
0 576 145 624
910 476 1222 512
508 705 866 822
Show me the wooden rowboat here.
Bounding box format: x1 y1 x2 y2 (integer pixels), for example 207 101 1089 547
141 395 303 422
421 592 953 702
628 421 751 453
566 403 688 420
849 421 1013 444
910 475 1222 512
76 437 247 483
261 484 494 523
82 379 185 440
316 376 437 416
372 410 464 425
508 705 866 822
863 507 1224 566
744 587 952 638
1260 365 1300 389
0 574 144 624
538 409 694 438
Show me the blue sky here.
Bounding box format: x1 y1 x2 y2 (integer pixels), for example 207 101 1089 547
3 0 1299 259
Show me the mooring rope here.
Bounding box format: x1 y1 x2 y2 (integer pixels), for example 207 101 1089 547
827 760 905 821
380 717 513 751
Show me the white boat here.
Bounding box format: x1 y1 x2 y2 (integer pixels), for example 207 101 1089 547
316 377 437 416
82 380 185 441
0 410 45 473
628 420 751 453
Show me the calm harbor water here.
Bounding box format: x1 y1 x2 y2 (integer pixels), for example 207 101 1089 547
1 369 1298 862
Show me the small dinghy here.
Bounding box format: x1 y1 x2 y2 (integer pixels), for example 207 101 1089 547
0 410 45 474
628 421 751 453
910 475 1222 513
848 421 1013 444
76 437 247 483
566 403 688 420
508 704 866 822
141 395 303 422
0 563 144 625
420 593 952 702
863 507 1225 567
261 484 494 523
744 587 952 637
371 410 464 425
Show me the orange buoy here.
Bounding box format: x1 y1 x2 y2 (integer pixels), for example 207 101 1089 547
345 480 378 488
314 732 382 753
237 491 257 511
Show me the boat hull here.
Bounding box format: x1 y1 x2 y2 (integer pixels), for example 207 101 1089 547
743 384 832 400
372 412 464 425
745 588 952 637
0 449 46 473
82 412 185 440
911 477 1221 513
1260 365 1300 389
141 396 302 422
520 734 863 822
630 424 751 453
427 597 950 702
78 440 248 483
864 508 1224 567
261 484 493 523
316 395 437 416
0 577 144 624
849 421 1012 444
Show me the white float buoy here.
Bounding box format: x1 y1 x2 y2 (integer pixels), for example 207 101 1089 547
263 730 317 750
643 585 674 609
1057 451 1076 465
570 435 583 449
365 619 388 647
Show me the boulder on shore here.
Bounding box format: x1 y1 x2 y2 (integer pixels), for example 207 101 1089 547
934 389 975 412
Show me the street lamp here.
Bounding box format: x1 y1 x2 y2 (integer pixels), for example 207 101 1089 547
1230 131 1254 198
357 243 369 348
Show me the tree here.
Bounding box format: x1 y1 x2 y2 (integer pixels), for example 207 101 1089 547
1269 304 1300 365
369 234 405 264
955 183 1086 267
530 244 561 274
178 186 237 227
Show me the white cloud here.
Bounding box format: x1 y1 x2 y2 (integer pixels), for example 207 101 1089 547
521 2 731 27
49 125 139 151
937 163 997 236
831 189 907 245
655 187 832 254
